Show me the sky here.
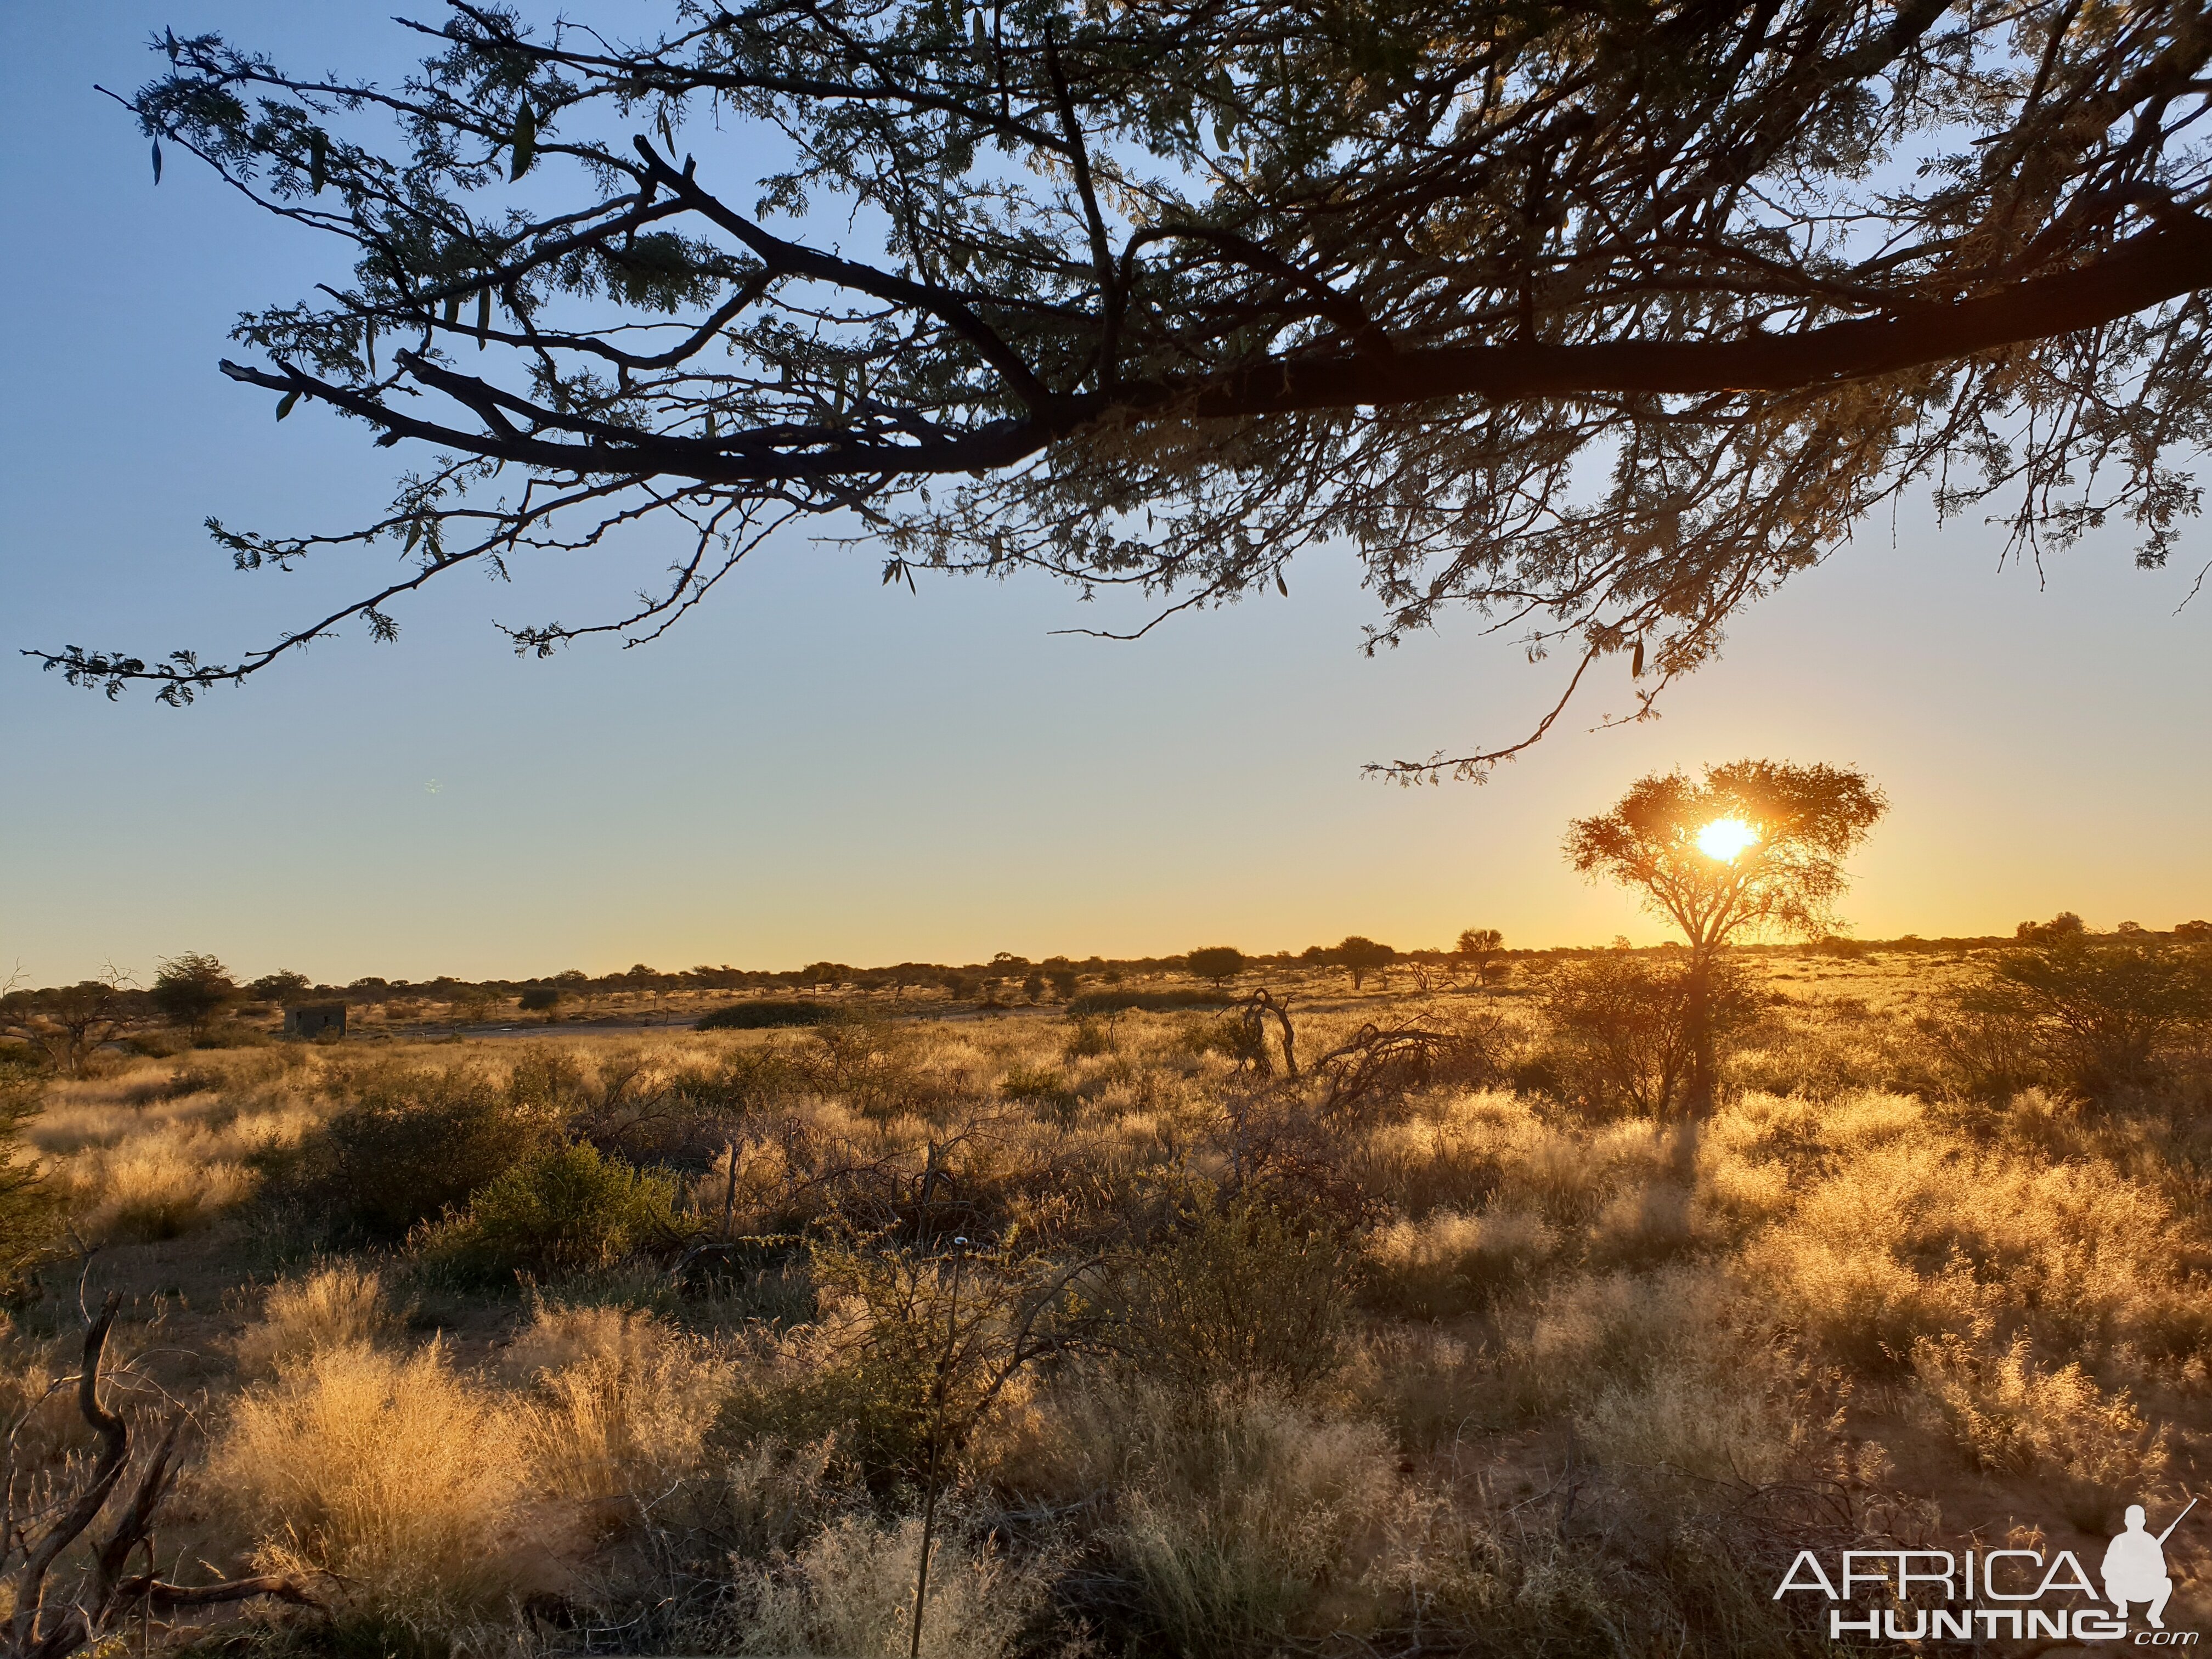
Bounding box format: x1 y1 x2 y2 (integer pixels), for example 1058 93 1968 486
3 5 2208 989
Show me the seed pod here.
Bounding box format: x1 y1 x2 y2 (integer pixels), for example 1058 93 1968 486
151 139 163 184
276 389 301 420
1631 638 1645 678
509 102 538 181
477 286 490 347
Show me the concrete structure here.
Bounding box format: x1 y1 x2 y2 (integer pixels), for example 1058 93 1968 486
283 1003 347 1039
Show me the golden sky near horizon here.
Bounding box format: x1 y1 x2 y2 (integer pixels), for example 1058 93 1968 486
2 7 2208 987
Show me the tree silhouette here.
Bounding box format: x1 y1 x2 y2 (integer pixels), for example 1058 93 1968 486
1331 937 1394 991
1565 761 1885 1111
1454 928 1504 988
1186 946 1245 986
150 952 239 1037
33 3 2212 773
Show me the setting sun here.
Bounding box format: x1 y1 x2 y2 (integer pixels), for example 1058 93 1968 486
1696 816 1760 862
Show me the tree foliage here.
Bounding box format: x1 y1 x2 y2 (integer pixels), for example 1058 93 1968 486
249 969 314 1003
1565 758 1884 1109
1329 936 1394 989
1186 946 1245 985
1566 761 1887 954
33 2 2212 771
149 952 239 1035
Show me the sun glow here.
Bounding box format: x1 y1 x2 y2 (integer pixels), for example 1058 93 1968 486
1696 817 1759 862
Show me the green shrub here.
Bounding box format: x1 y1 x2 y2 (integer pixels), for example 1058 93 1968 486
311 1064 555 1238
697 1000 840 1030
518 986 561 1012
430 1142 685 1279
0 1068 61 1294
998 1065 1078 1120
1105 1192 1354 1392
1062 1018 1117 1059
1975 935 2212 1096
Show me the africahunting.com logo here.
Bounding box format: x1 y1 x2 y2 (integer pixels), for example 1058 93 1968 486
1775 1497 2198 1643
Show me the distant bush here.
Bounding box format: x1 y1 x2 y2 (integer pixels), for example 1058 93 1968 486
518 986 561 1012
1950 935 2212 1096
1066 989 1233 1016
698 1000 839 1030
430 1142 686 1280
151 952 240 1035
1186 946 1246 986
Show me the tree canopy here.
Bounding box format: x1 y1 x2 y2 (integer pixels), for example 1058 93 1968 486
1565 760 1887 955
36 1 2212 774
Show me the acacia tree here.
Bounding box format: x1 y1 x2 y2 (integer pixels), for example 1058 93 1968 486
1333 935 1394 990
32 3 2212 772
150 952 239 1037
1186 945 1245 986
1455 927 1505 988
1565 760 1886 1111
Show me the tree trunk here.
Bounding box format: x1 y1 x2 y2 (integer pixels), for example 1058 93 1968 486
1683 953 1716 1117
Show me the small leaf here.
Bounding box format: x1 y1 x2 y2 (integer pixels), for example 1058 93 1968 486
310 128 328 194
150 139 162 184
508 101 538 182
275 389 301 420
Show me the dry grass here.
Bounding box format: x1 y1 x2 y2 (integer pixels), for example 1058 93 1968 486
207 1339 538 1627
715 1510 1056 1658
507 1300 735 1499
4 950 2205 1653
230 1262 398 1375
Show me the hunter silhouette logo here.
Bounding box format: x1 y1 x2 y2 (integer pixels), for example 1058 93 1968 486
1774 1494 2200 1643
2107 1499 2196 1631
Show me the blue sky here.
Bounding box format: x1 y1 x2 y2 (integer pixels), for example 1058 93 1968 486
3 4 2208 988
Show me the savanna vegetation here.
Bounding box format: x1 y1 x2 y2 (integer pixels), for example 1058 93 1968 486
0 907 2208 1656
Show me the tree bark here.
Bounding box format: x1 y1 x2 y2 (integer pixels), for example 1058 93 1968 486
1683 954 1717 1118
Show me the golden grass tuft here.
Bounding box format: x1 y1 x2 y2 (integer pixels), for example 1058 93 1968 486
507 1300 736 1499
232 1262 398 1376
208 1339 539 1626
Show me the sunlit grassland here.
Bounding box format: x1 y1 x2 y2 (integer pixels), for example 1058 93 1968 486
7 947 2209 1656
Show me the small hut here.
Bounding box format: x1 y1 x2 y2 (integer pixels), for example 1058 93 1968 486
284 1003 347 1039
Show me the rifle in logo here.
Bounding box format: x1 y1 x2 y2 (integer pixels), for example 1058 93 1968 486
2104 1497 2196 1631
